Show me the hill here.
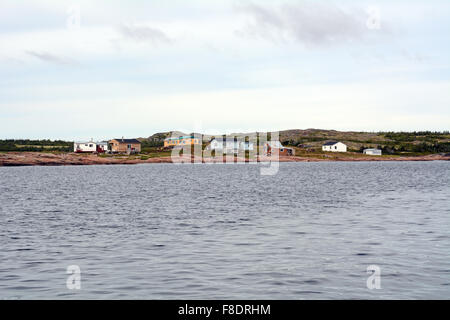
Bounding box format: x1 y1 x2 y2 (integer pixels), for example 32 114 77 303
142 129 450 155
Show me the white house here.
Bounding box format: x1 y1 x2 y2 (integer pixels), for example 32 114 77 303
363 148 382 155
209 138 254 153
73 140 108 153
74 141 97 153
322 141 347 152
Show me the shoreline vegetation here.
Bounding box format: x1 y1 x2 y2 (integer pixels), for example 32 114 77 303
1 129 450 166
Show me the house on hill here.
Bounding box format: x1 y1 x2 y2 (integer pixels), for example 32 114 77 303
322 141 347 152
208 138 254 153
164 135 201 148
108 138 141 154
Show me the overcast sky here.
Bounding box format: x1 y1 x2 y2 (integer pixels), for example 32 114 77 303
1 0 449 140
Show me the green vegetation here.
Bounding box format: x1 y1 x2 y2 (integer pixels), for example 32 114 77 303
0 139 72 152
140 139 164 151
146 151 172 158
383 131 450 142
357 142 450 155
370 131 450 154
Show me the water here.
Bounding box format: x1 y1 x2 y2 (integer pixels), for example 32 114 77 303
0 161 449 299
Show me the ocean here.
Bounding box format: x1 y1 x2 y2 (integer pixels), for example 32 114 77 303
0 161 449 299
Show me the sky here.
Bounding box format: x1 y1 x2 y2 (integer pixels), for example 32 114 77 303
0 0 449 140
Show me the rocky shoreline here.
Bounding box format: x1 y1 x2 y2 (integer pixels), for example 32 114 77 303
0 152 449 167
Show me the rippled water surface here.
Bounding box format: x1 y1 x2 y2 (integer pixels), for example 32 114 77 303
0 162 449 299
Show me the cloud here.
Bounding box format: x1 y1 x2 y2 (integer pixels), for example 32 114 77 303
235 2 384 46
25 50 77 65
118 24 172 45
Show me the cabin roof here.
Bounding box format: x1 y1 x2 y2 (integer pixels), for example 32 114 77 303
322 141 339 146
164 135 196 141
111 138 141 144
211 138 252 143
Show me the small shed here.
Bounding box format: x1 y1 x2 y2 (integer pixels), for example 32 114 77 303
363 148 382 156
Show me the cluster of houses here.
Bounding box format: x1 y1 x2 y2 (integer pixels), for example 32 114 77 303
163 135 294 156
74 138 142 154
73 137 381 156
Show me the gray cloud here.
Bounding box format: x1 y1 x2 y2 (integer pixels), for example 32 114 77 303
26 51 77 65
119 24 172 45
235 2 382 46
